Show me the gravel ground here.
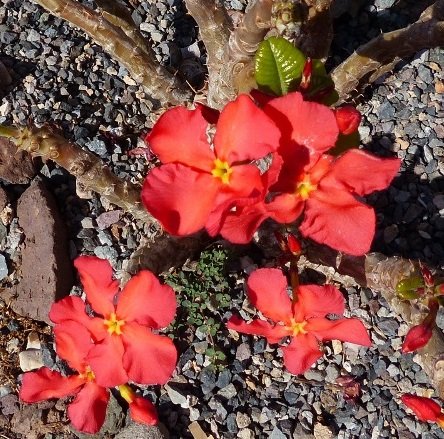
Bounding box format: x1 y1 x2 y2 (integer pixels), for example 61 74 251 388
0 0 443 438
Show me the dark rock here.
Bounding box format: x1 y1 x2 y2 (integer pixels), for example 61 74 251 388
0 138 35 184
200 367 217 395
2 179 73 324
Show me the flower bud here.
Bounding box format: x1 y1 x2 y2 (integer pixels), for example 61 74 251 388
420 262 435 287
401 323 433 353
396 276 424 295
287 234 302 255
335 106 362 135
300 58 312 90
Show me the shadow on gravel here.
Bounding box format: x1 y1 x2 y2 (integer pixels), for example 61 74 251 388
363 132 444 266
0 56 35 99
329 0 438 69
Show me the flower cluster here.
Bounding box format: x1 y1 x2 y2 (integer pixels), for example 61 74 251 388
227 268 372 374
19 256 177 434
142 91 400 256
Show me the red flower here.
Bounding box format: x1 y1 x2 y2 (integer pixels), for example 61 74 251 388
401 394 444 427
226 268 371 374
20 322 110 434
50 256 177 388
211 92 400 254
20 322 161 433
141 95 281 236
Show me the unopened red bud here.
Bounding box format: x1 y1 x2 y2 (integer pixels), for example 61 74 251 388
420 263 435 287
300 58 312 90
335 106 362 135
401 323 433 353
287 234 301 255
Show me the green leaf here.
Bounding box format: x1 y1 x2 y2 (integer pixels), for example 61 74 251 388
255 36 306 96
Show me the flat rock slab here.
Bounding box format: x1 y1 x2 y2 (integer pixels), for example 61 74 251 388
0 137 35 184
2 179 73 323
114 422 169 439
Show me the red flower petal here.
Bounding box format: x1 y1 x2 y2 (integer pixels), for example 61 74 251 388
214 94 280 163
307 317 372 346
117 270 176 329
327 150 400 196
122 322 177 385
226 315 289 344
129 396 159 426
292 284 345 321
49 297 107 342
54 322 93 372
68 382 109 434
214 202 269 244
50 296 89 326
300 189 375 255
20 368 84 403
266 193 304 224
219 163 263 200
401 323 433 353
401 394 442 422
281 334 323 375
264 92 338 154
146 105 215 170
247 268 293 323
142 163 220 236
74 256 119 317
87 336 128 388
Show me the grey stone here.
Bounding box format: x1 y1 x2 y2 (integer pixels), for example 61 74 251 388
0 254 8 280
235 342 251 361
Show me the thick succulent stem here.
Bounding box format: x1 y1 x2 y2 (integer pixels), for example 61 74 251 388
0 125 153 223
332 0 444 103
32 0 192 107
186 0 273 108
94 0 154 57
302 243 444 399
184 0 232 108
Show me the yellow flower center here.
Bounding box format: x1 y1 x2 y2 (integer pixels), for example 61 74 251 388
211 159 233 184
80 366 95 382
104 312 125 335
286 318 308 336
296 176 317 200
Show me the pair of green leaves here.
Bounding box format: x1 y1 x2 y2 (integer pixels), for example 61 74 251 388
255 36 337 104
